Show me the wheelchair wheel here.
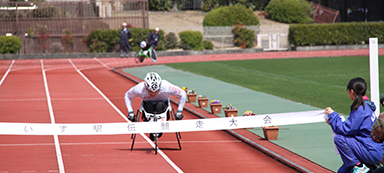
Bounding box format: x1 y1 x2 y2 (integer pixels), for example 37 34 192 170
154 133 158 155
170 109 182 150
151 49 157 63
135 53 139 63
135 53 144 63
176 131 181 150
130 110 141 151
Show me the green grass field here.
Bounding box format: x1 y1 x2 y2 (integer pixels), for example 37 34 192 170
166 56 384 115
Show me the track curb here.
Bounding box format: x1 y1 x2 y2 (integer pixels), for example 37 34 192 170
0 48 263 60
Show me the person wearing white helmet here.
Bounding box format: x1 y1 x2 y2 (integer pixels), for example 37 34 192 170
147 27 160 49
136 40 156 63
120 22 131 58
124 72 187 140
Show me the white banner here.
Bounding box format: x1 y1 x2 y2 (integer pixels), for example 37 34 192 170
0 110 325 135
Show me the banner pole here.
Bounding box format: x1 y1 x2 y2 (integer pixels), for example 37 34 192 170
369 38 380 116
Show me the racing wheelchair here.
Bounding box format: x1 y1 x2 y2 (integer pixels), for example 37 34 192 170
135 45 157 63
130 99 181 154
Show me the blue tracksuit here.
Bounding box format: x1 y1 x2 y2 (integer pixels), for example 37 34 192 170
147 31 159 48
328 102 383 173
120 28 131 57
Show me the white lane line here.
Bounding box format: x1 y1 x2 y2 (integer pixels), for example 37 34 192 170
41 59 65 173
0 60 14 86
69 58 183 173
68 59 129 121
0 140 242 147
94 58 110 69
0 98 105 101
0 97 124 102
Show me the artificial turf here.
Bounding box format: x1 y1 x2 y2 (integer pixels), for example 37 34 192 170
166 56 384 115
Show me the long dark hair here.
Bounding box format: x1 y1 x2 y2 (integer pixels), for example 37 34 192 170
347 77 367 111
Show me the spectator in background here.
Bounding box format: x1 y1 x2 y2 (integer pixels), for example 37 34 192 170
120 22 131 58
147 27 160 50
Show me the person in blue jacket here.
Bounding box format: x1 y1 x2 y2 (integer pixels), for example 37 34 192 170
120 22 131 58
325 77 383 173
147 27 160 49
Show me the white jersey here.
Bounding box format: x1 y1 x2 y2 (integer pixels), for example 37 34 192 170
124 80 187 112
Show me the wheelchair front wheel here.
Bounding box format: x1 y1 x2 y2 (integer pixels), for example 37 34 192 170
154 133 158 155
135 53 139 63
135 53 145 63
151 49 157 63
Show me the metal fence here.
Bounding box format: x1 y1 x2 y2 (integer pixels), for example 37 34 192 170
182 0 202 10
257 33 289 51
257 24 290 51
203 26 260 48
312 2 340 23
0 0 148 54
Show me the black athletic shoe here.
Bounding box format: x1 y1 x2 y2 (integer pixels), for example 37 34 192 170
158 133 163 138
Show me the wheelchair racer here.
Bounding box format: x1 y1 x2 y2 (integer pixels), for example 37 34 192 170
138 41 151 51
124 72 187 140
137 41 157 63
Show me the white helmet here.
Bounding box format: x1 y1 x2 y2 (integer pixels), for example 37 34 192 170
144 72 162 92
140 41 146 48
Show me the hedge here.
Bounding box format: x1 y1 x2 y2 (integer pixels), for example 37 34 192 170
0 36 22 54
83 28 165 52
232 25 255 48
265 0 313 24
203 40 214 49
289 22 384 46
164 32 178 50
148 0 172 11
82 29 120 53
179 31 204 51
203 5 259 26
129 28 165 51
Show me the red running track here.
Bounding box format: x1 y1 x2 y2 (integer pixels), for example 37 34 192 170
0 49 382 172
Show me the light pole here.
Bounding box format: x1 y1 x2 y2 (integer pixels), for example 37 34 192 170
24 33 28 54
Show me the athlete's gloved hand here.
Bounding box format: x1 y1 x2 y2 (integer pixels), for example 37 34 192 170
128 112 136 122
176 111 184 120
